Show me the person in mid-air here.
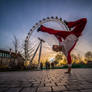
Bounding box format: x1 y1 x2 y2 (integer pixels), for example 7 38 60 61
37 18 87 73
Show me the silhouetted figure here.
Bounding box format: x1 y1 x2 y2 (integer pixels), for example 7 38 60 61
51 62 54 69
40 62 43 70
45 61 50 69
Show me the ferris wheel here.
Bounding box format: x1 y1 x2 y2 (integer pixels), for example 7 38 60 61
24 16 69 69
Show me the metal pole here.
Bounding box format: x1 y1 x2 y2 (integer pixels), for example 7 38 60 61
9 48 12 68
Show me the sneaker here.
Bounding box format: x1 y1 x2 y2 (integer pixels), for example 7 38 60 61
37 25 42 32
64 20 71 31
37 27 41 32
64 20 68 25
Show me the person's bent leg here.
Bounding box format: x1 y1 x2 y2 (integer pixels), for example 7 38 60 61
71 19 87 37
57 18 87 38
38 25 70 39
65 41 77 73
67 18 87 29
38 25 59 35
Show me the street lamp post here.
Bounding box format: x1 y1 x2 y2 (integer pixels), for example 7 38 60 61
9 48 12 68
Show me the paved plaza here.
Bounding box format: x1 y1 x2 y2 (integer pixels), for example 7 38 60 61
0 69 92 92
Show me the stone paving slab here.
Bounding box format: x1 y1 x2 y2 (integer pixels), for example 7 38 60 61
0 69 92 92
0 88 9 92
6 88 21 92
80 89 92 92
21 87 36 92
52 86 66 91
37 87 51 92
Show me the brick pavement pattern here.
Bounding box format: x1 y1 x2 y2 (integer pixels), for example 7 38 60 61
0 69 92 92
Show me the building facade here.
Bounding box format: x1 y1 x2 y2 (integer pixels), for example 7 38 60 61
0 49 24 70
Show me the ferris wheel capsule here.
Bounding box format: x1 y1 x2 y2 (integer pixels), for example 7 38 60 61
33 26 35 28
25 39 27 42
47 17 50 19
60 18 62 21
51 16 54 19
28 32 30 35
30 29 32 31
56 16 58 19
39 20 42 23
26 36 29 40
35 23 38 25
43 18 46 21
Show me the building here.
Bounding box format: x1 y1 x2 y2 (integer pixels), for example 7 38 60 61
0 49 24 70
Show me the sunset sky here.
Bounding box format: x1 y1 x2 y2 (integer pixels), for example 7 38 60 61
0 0 92 55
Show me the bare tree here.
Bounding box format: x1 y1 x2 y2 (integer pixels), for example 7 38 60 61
12 35 18 54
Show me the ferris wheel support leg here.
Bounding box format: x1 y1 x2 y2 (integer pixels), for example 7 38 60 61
25 40 29 62
38 42 42 70
37 38 45 70
30 42 41 63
